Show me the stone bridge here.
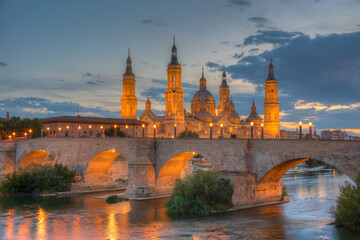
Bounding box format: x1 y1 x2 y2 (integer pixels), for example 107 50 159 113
0 138 359 206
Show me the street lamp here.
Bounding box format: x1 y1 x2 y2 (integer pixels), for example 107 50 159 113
29 129 32 139
174 123 177 138
209 123 213 139
299 121 302 140
309 122 312 140
78 126 81 138
66 126 70 138
24 132 28 138
100 125 104 138
58 127 61 137
142 124 145 138
261 123 264 139
153 124 157 139
220 124 224 138
46 127 50 137
114 125 117 137
250 122 254 139
125 125 129 137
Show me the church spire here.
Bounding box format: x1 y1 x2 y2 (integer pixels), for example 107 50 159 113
124 48 134 76
200 66 207 90
251 97 257 113
170 35 179 65
221 65 228 87
267 56 275 80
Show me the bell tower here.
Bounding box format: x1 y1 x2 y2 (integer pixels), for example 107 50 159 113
263 57 280 138
121 49 137 119
217 66 230 115
164 36 185 137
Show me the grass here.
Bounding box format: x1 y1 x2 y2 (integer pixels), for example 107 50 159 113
106 195 129 203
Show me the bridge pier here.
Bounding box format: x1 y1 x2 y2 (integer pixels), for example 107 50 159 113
0 141 16 181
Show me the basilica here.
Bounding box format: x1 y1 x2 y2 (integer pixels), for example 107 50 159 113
121 37 280 139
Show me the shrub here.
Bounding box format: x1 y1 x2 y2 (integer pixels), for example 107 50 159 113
178 131 199 138
166 169 233 215
106 195 128 203
330 174 360 232
0 163 76 194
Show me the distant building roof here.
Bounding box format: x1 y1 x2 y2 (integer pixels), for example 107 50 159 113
40 116 147 125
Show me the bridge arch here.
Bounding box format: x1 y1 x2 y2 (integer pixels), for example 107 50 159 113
18 150 54 168
84 150 128 183
155 151 213 195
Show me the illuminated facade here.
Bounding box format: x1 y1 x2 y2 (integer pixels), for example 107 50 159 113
120 49 137 119
263 57 280 138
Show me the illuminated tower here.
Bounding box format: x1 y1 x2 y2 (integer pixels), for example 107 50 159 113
263 57 280 138
121 49 137 119
164 36 185 137
217 66 230 115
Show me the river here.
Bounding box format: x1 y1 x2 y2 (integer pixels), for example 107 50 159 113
0 165 358 240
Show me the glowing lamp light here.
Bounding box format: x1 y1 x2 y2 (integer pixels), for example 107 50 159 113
8 135 11 139
89 125 92 129
299 121 302 126
29 129 32 133
114 125 117 128
142 124 145 128
78 126 81 130
12 132 16 136
250 122 254 126
309 122 312 126
24 132 27 136
112 149 115 153
58 127 62 131
126 125 129 129
66 126 70 129
153 124 157 129
174 124 177 127
210 123 213 127
261 123 264 127
220 124 223 128
46 127 50 131
100 125 103 129
192 152 196 155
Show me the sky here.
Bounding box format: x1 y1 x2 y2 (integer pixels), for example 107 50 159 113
0 0 359 135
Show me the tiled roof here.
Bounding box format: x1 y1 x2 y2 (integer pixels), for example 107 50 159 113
40 116 147 125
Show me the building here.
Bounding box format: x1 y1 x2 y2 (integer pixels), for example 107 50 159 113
138 37 280 138
40 116 147 138
120 49 137 119
321 129 346 140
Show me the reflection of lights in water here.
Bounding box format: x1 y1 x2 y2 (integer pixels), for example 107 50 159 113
106 203 131 240
107 212 119 240
333 169 336 177
36 207 47 240
4 209 15 239
295 174 297 181
18 216 31 239
193 235 200 240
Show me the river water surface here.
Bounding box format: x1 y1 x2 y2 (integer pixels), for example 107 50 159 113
0 166 359 240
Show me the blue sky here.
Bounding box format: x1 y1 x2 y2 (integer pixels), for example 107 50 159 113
0 0 359 135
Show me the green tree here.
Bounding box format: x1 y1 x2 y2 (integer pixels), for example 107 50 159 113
166 169 233 215
104 126 126 137
178 130 199 138
330 174 360 232
0 116 43 139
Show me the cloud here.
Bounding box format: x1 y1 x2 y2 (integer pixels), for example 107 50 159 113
86 80 104 86
247 17 273 28
243 30 305 46
82 72 93 77
233 53 244 59
23 107 55 114
326 103 360 111
140 19 166 27
294 100 328 111
141 19 153 24
234 43 242 48
0 62 7 67
227 0 252 7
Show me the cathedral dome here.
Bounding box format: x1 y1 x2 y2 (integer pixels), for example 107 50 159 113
191 90 215 104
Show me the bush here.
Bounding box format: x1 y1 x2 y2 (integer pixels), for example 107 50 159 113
106 195 128 203
166 169 233 215
178 130 199 138
0 163 76 194
330 174 360 232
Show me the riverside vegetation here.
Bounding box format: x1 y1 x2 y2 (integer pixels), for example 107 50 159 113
330 173 360 232
166 170 233 215
0 163 76 195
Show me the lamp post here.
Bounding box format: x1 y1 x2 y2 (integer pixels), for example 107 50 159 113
309 122 312 140
58 127 61 138
78 126 81 138
24 132 28 138
261 123 264 139
299 121 302 140
142 124 145 138
100 125 104 138
114 125 117 137
174 124 177 138
29 129 32 139
220 124 224 138
153 124 156 139
250 122 254 139
209 123 213 139
125 125 128 137
66 126 70 137
46 127 50 137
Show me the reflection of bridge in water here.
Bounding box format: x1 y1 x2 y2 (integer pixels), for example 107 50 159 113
1 138 359 206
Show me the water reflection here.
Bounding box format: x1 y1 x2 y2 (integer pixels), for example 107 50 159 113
0 166 359 240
